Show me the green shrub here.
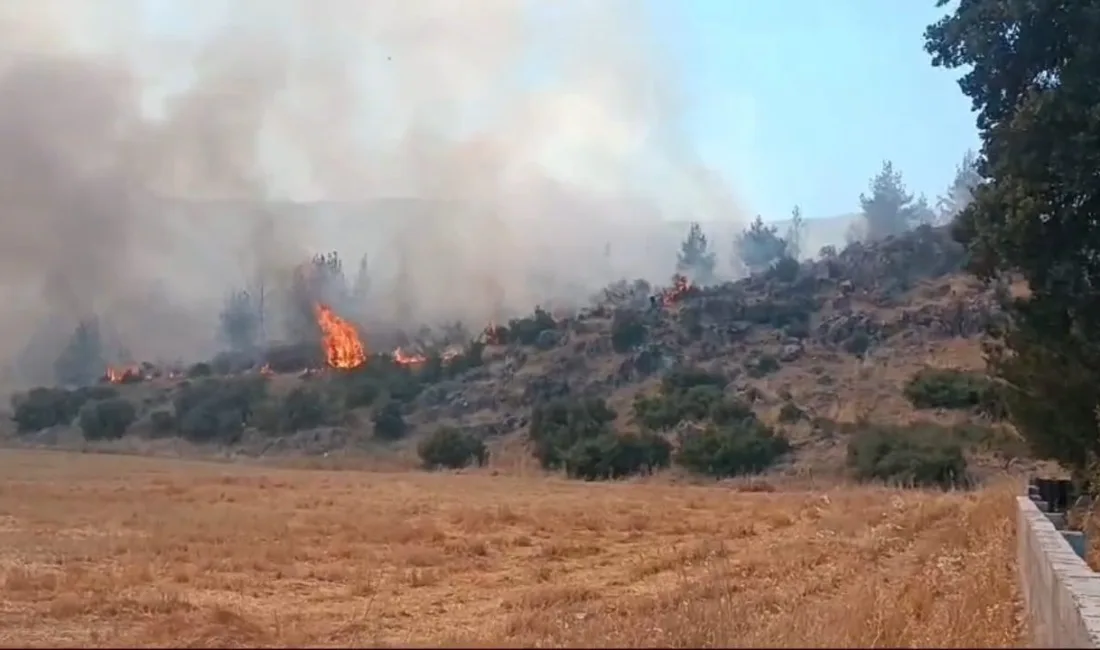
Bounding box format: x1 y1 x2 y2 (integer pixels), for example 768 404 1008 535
276 386 331 432
844 332 871 356
528 397 617 470
709 398 756 426
508 308 556 346
372 401 407 440
904 368 1005 417
149 410 176 436
676 421 792 478
78 398 137 441
418 428 489 469
187 362 212 378
563 431 672 481
846 424 967 488
172 376 268 443
661 368 728 394
610 310 647 353
745 354 780 378
10 386 115 433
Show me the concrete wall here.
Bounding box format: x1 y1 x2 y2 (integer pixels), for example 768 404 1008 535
1017 496 1100 647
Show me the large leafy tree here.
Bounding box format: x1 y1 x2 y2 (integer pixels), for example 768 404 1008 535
925 0 1100 476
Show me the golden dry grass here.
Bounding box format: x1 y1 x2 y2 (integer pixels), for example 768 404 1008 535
0 450 1022 648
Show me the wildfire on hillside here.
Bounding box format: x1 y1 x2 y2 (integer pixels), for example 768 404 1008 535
104 365 142 384
481 321 505 345
393 347 427 367
661 274 692 307
314 303 366 370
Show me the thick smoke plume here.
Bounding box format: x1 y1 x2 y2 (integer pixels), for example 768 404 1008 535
0 0 747 389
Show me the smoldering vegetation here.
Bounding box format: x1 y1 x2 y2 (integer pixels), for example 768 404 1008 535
0 0 753 391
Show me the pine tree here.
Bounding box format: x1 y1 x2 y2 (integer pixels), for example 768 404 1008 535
676 222 716 284
735 216 788 273
784 206 805 260
859 161 921 241
935 150 981 225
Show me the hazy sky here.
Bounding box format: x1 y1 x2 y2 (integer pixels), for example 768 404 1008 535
650 0 979 220
140 0 979 223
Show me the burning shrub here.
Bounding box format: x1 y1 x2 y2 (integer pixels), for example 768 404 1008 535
563 431 671 481
528 397 617 470
78 398 137 441
610 309 647 353
418 427 488 470
10 385 117 433
172 376 268 443
675 421 791 478
371 401 407 440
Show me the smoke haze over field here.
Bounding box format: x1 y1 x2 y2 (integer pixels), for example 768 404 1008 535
0 0 750 389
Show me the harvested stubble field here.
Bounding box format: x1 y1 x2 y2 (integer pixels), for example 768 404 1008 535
0 450 1022 648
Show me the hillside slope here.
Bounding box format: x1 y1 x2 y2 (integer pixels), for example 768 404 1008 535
2 224 1049 481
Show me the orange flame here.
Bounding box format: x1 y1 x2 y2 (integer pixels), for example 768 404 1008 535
105 365 141 384
482 321 505 345
661 274 692 307
393 347 427 367
314 303 366 369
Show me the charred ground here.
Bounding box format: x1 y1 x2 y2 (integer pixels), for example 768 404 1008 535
0 224 1047 486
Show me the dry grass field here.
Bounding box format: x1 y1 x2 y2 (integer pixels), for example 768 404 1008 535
0 450 1022 648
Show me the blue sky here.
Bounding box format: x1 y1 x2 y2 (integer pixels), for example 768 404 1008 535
649 0 979 221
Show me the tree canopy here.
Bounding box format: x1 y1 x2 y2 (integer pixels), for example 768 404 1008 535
859 161 931 241
925 0 1100 477
735 216 788 273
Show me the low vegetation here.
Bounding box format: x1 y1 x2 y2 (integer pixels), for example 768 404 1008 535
846 423 968 489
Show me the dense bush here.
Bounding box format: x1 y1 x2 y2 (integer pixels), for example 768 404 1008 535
843 332 871 356
610 309 648 353
676 421 792 478
186 362 212 378
904 368 1005 417
172 376 268 443
10 385 117 433
528 397 617 470
846 424 967 488
563 431 671 480
633 385 724 430
745 354 780 378
149 410 176 436
269 386 331 433
372 401 407 440
78 398 137 441
508 308 557 346
632 368 731 431
418 427 488 469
